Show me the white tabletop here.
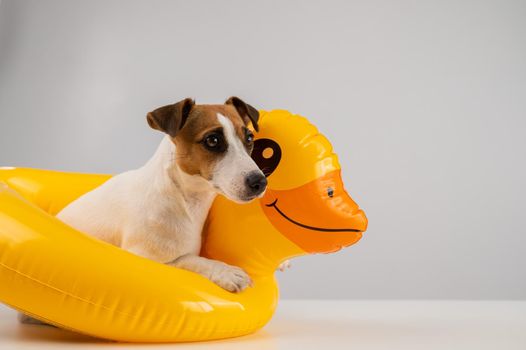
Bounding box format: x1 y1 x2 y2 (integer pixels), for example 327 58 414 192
0 300 524 350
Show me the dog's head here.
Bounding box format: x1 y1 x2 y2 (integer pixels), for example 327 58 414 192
147 97 266 203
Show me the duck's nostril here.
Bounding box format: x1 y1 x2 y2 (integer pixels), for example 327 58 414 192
245 171 267 195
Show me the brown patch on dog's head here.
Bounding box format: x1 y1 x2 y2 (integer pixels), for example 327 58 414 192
146 98 259 181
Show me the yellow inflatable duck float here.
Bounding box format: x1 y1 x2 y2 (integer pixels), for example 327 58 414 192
0 110 367 342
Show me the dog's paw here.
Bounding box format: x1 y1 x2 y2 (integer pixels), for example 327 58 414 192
277 260 291 272
211 263 252 293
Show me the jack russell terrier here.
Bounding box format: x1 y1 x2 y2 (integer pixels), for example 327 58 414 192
19 97 271 325
57 96 266 292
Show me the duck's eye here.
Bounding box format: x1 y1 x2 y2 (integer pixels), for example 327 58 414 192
252 138 281 177
327 187 334 198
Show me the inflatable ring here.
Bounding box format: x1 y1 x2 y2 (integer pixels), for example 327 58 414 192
0 110 367 342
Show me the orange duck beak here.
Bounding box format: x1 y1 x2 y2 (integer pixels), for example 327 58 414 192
260 170 367 254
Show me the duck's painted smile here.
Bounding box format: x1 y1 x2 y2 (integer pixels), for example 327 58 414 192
265 198 363 233
260 170 367 253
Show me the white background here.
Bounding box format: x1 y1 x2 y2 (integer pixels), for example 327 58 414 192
1 0 525 299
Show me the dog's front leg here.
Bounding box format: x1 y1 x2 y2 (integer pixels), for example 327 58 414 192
169 255 252 293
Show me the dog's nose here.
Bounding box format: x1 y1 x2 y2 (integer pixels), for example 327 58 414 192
245 171 267 196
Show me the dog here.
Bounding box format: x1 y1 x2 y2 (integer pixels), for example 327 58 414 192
19 97 268 325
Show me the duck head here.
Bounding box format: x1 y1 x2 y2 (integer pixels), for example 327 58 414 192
202 110 367 275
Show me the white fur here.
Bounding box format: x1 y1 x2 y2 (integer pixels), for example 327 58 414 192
212 113 263 202
57 137 213 263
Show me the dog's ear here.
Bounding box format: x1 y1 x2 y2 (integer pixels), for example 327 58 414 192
147 98 195 137
225 96 259 132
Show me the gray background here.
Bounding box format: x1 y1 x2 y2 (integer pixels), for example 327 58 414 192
1 0 525 299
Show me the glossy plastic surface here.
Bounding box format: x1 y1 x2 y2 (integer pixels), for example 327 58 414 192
0 110 367 342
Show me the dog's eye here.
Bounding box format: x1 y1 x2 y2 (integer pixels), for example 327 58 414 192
203 133 225 152
205 135 219 148
246 133 254 143
327 187 334 198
